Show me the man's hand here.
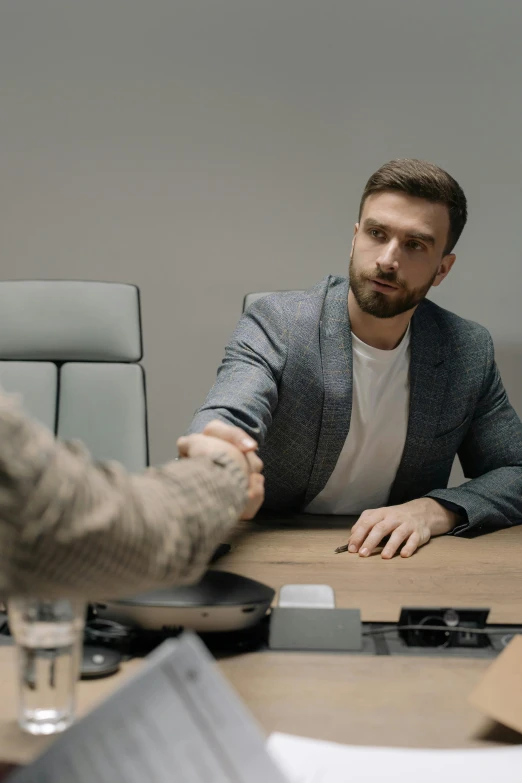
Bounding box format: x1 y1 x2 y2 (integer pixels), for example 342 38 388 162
177 433 251 475
201 420 264 520
346 498 460 559
202 420 259 453
177 429 265 520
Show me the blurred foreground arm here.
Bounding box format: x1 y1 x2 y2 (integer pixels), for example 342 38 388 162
0 393 250 600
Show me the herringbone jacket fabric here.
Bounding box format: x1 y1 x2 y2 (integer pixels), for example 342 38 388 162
0 392 247 599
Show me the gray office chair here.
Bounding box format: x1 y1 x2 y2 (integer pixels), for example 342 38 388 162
0 280 148 472
242 290 304 313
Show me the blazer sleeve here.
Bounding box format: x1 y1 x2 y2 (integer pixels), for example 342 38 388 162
0 391 248 600
189 295 289 444
426 332 522 531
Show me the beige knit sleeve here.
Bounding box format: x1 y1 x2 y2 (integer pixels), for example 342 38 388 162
0 391 248 600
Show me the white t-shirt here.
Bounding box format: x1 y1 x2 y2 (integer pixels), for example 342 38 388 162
305 326 411 515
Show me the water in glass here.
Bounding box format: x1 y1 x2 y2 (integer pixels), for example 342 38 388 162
8 599 84 735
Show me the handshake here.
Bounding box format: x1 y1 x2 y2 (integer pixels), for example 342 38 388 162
177 420 264 520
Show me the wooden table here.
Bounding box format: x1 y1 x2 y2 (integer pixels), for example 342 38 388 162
0 516 521 770
213 515 522 748
217 514 522 624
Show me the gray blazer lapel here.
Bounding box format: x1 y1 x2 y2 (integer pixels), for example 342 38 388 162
388 299 450 505
304 278 353 505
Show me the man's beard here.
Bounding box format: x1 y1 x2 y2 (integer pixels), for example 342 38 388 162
349 255 437 319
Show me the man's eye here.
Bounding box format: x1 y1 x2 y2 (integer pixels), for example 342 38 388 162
369 229 383 239
407 241 424 251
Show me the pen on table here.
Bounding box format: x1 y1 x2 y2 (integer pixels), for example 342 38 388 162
335 534 390 553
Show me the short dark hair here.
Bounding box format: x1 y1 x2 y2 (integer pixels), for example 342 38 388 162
359 159 467 254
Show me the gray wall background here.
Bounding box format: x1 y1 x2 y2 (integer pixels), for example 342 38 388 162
1 1 521 476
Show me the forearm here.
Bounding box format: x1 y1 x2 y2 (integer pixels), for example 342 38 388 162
434 337 522 533
189 391 272 444
189 298 288 443
426 466 522 532
0 393 247 599
189 407 251 436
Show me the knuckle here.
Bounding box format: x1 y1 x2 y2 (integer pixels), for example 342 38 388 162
252 457 264 473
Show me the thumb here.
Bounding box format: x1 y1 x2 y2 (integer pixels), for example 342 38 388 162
176 436 190 457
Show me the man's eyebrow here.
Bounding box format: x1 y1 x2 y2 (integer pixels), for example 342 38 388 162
406 231 436 247
363 218 389 232
363 218 435 246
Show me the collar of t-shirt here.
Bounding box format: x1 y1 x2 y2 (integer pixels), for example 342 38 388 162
351 322 411 366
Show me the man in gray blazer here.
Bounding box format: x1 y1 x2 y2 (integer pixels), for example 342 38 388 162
190 159 522 559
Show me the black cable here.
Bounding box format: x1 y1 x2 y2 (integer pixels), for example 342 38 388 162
84 619 133 643
363 624 521 636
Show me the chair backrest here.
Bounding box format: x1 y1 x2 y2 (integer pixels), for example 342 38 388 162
242 290 304 313
0 281 148 472
0 361 58 432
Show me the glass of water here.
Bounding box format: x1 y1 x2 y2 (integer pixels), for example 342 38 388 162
7 598 86 735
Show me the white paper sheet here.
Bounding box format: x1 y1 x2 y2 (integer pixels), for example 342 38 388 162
267 732 522 783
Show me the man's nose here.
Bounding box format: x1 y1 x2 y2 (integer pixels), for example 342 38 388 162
377 240 400 272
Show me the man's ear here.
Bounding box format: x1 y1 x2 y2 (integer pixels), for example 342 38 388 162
431 254 456 287
350 223 359 258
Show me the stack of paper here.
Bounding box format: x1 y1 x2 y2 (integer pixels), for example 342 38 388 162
9 635 288 783
267 733 522 783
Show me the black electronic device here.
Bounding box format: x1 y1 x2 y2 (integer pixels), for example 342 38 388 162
96 570 275 633
80 646 122 679
398 607 490 648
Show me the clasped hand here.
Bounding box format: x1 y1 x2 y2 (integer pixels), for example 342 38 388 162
177 420 264 520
